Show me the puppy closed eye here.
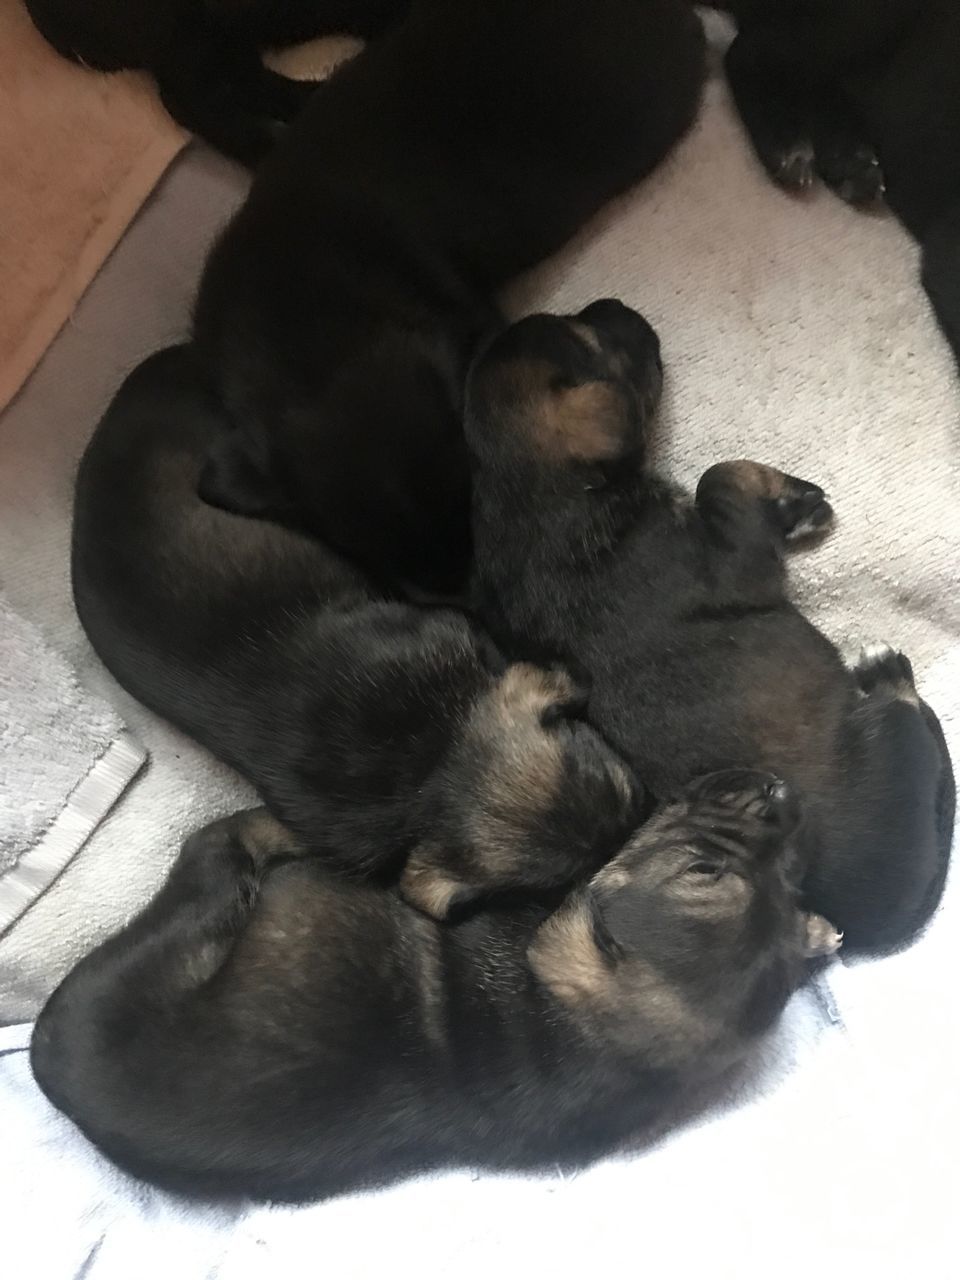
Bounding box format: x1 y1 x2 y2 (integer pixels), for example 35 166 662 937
685 859 727 881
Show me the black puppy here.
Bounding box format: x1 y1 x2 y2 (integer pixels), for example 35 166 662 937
711 1 960 368
466 301 955 953
187 0 706 594
31 774 841 1202
25 0 410 164
73 345 638 917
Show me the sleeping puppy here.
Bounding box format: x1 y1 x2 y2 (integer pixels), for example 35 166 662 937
72 345 639 917
24 0 411 165
709 1 960 368
31 773 841 1202
188 0 707 595
466 301 955 953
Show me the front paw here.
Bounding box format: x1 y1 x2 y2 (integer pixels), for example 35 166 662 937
815 140 885 208
770 139 817 192
775 476 834 543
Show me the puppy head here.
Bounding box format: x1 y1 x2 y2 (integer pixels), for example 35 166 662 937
400 662 641 919
529 769 840 1073
464 300 663 475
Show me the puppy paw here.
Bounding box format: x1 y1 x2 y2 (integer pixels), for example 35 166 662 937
771 141 816 192
803 913 843 958
816 143 885 208
775 476 834 543
852 643 919 705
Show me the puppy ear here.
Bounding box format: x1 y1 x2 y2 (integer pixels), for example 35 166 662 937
803 913 844 957
399 848 480 921
198 429 288 517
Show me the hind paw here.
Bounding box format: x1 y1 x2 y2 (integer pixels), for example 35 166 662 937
816 143 885 207
770 141 816 192
775 476 834 543
852 643 918 703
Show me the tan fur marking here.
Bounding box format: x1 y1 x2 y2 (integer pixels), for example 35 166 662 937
568 321 604 354
709 460 788 500
237 809 306 864
399 856 466 921
803 913 844 957
464 664 569 875
488 358 632 465
528 897 612 1005
490 663 576 723
535 380 633 464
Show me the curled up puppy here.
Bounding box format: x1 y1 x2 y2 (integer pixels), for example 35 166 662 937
31 771 840 1202
466 301 955 954
71 346 638 916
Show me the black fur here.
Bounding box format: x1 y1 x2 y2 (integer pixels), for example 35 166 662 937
466 301 955 954
186 0 706 594
72 345 640 916
712 1 960 369
24 0 411 164
31 772 833 1202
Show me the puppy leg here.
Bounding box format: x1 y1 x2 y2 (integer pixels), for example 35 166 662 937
811 95 885 207
726 31 883 205
129 808 307 988
813 648 955 953
695 461 834 548
30 809 310 1189
725 29 818 191
851 643 919 706
32 808 305 1102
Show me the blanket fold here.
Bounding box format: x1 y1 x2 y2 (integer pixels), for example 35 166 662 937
0 598 147 936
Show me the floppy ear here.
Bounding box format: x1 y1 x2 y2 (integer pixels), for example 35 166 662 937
803 913 843 957
399 847 481 921
198 428 288 517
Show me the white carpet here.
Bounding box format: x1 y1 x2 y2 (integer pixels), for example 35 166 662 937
0 17 957 1275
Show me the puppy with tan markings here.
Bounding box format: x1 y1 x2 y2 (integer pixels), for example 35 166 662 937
467 301 955 954
31 770 837 1202
72 345 639 917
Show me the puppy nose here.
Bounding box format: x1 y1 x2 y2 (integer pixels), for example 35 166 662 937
759 777 801 831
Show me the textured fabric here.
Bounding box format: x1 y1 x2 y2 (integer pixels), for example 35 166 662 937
0 1 185 410
0 598 145 934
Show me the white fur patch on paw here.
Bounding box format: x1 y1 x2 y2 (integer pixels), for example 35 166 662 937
804 914 844 958
858 641 897 668
851 643 919 705
784 502 834 542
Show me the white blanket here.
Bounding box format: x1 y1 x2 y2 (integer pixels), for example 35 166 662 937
0 17 957 1275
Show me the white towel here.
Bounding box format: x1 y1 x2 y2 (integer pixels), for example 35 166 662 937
0 597 146 936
